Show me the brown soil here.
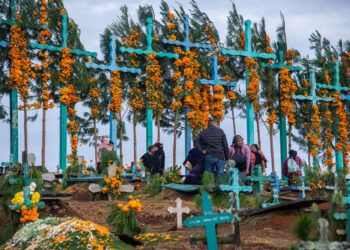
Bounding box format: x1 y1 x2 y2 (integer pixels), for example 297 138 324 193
64 187 299 249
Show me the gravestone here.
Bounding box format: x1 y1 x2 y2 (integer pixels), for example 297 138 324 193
107 165 117 177
219 168 252 208
167 197 190 229
184 192 235 250
119 184 134 193
42 172 55 182
296 218 349 250
247 165 271 193
88 183 102 193
27 153 36 166
262 187 280 208
292 179 310 199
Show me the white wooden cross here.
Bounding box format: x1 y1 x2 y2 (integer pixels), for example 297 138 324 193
167 197 190 229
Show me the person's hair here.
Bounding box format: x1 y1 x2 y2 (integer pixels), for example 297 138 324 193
232 135 243 145
148 145 154 152
252 144 259 151
208 119 217 126
289 150 297 160
109 140 114 145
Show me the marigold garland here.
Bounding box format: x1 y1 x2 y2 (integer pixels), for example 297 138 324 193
210 85 225 122
245 57 260 111
109 69 123 120
305 105 322 157
20 205 39 223
279 68 297 125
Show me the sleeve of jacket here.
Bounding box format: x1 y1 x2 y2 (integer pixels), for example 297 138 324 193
194 135 203 153
161 150 165 171
243 144 251 166
222 133 229 161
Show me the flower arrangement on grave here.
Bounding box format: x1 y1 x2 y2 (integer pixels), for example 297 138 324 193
102 161 124 197
10 182 41 223
2 217 132 249
164 166 183 184
245 57 260 111
106 198 147 236
135 233 182 246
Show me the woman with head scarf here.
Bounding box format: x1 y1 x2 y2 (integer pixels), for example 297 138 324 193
229 135 251 180
251 144 267 175
282 150 302 184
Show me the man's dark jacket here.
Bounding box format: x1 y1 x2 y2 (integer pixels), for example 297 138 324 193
153 143 165 175
194 125 229 161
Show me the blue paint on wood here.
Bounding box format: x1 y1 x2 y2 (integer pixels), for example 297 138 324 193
0 41 7 47
184 192 235 250
262 187 280 208
291 178 310 199
198 55 237 87
269 172 284 192
247 165 271 193
219 168 252 208
162 15 212 170
9 186 45 211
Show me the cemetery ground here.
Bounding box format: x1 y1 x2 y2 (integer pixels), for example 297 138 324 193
1 179 332 250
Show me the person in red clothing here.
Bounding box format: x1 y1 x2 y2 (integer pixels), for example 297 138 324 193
282 150 302 184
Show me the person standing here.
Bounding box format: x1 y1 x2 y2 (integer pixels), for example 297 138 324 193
229 135 251 180
251 144 267 175
194 119 229 182
153 142 165 175
97 139 114 174
141 145 158 175
282 150 302 184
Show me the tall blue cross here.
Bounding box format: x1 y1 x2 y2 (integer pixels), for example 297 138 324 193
198 55 237 87
162 14 212 169
30 13 97 172
334 181 350 241
269 171 284 192
292 178 310 199
120 17 178 150
184 191 235 250
317 61 350 171
85 35 141 146
220 20 276 146
261 41 301 178
291 69 334 167
8 163 32 185
219 168 252 209
341 94 350 101
1 0 47 163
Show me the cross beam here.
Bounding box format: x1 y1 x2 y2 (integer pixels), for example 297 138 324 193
261 41 301 178
220 20 276 145
291 179 310 199
292 69 334 167
162 14 212 168
198 55 237 87
247 165 271 193
85 35 141 145
184 192 235 250
0 41 7 47
119 18 178 149
317 61 350 171
219 168 252 208
30 13 97 172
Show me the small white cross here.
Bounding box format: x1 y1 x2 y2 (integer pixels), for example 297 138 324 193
167 197 190 229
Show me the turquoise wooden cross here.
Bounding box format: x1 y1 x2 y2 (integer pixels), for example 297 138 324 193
9 185 45 211
334 181 350 241
184 191 235 250
261 41 301 178
119 17 178 150
219 168 252 208
1 0 47 163
262 187 280 208
292 178 310 199
220 20 276 146
198 55 237 87
8 163 36 186
291 69 333 168
341 94 350 101
1 154 16 167
30 13 97 172
247 165 271 193
162 14 212 169
85 35 141 146
316 61 350 171
269 171 284 192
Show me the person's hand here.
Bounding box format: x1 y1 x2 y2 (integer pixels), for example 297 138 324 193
202 150 208 155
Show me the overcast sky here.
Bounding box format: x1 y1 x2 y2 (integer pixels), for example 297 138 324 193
1 0 349 175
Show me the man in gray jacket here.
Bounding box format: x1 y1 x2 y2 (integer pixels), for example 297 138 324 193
194 119 229 182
